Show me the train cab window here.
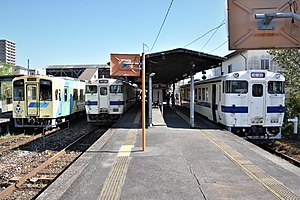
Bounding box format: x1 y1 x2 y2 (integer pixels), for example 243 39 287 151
268 81 284 94
13 80 24 101
225 81 248 94
86 85 97 93
110 85 123 93
40 79 52 101
252 84 263 97
100 87 107 95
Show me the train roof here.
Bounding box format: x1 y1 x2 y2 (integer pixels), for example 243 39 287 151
181 70 284 87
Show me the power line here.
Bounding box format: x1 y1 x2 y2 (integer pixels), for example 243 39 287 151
200 19 225 51
150 0 175 53
184 19 225 48
208 40 228 53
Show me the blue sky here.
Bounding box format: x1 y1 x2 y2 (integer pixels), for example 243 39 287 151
0 0 232 69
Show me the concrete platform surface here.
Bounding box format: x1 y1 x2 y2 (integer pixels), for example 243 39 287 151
37 104 300 200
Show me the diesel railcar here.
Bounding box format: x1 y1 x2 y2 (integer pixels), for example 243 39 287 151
180 70 285 139
12 75 86 128
85 78 138 124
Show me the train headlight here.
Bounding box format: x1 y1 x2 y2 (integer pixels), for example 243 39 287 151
275 73 281 79
233 73 239 78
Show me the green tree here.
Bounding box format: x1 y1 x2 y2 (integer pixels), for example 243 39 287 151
268 49 300 134
0 63 18 75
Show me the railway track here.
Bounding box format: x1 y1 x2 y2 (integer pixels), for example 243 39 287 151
0 126 107 199
0 128 60 154
257 143 300 167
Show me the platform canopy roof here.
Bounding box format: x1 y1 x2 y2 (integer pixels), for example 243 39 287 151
145 48 225 84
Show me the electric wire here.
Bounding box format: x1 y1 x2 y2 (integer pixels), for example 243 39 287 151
150 0 175 53
200 19 225 51
184 19 225 48
208 40 228 53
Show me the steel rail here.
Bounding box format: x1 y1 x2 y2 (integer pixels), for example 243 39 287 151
0 127 97 199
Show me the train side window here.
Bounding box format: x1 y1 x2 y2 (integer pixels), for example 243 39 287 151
13 80 24 101
225 81 248 94
195 88 198 100
205 88 208 101
73 89 78 100
198 88 201 100
252 84 263 97
80 89 84 100
40 79 52 101
64 88 68 101
201 88 205 101
55 89 58 100
219 85 221 101
59 89 61 101
100 87 107 95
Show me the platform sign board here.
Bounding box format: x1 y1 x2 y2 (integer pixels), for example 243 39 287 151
110 54 141 77
227 0 300 50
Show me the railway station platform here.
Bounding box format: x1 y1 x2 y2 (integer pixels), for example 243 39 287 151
37 103 300 200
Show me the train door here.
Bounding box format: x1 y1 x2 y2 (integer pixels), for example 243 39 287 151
212 84 217 122
99 86 108 111
26 84 39 116
249 82 265 123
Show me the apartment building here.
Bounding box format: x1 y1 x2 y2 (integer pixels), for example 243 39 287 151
0 39 16 65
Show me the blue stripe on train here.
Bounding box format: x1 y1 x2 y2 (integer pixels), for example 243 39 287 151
85 101 98 106
267 106 284 113
221 106 248 113
110 101 124 105
28 102 49 108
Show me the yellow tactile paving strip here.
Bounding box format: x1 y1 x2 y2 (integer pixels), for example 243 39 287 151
98 112 140 200
200 129 300 200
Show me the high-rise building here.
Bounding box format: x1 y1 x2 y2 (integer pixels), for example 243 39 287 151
0 39 16 65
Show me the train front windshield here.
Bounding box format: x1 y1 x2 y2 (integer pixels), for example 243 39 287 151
268 81 284 94
86 85 97 93
13 79 25 101
110 85 123 93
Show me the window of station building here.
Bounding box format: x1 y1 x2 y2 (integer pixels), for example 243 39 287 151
110 85 123 93
225 81 248 94
13 79 24 101
86 85 97 93
100 87 107 95
252 84 263 97
40 79 52 101
268 81 284 94
261 59 270 70
73 89 78 101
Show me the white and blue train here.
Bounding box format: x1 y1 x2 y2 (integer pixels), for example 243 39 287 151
12 75 86 128
180 70 285 139
85 78 138 124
